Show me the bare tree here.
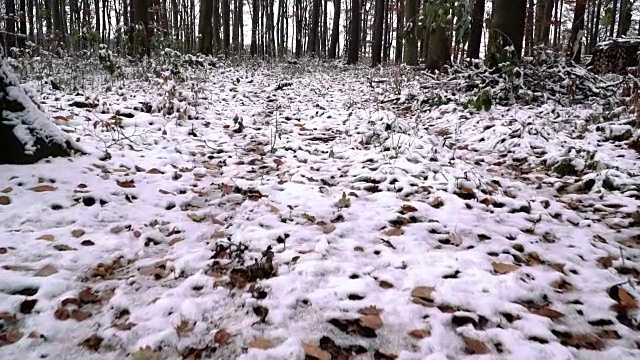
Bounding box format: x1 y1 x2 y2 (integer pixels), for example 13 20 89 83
403 0 418 65
347 0 361 64
567 0 585 63
329 0 341 58
488 0 527 66
467 0 485 59
371 0 385 66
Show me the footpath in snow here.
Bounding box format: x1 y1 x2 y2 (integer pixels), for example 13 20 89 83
1 61 639 360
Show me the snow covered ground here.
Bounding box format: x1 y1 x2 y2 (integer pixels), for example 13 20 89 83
1 60 640 360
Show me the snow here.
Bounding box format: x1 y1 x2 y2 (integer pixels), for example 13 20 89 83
0 60 639 360
0 60 81 155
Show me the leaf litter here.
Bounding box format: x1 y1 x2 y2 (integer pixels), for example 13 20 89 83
0 61 639 360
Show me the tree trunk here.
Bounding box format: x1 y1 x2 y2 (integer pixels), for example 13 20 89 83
617 0 631 37
467 0 484 59
567 0 586 63
328 0 341 58
394 0 404 63
589 0 601 52
222 0 230 54
371 0 384 66
18 0 27 46
426 20 450 70
213 0 221 52
309 0 321 56
382 0 390 62
3 0 17 49
610 0 618 38
524 0 534 56
488 0 527 67
198 0 214 54
403 0 417 65
0 59 84 165
295 0 303 57
250 0 259 55
347 0 361 64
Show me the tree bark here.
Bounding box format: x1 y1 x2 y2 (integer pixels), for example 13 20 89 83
567 0 586 63
488 0 527 67
617 0 631 37
328 0 341 58
394 0 404 63
198 0 214 54
371 0 385 66
347 0 361 64
466 0 485 59
309 0 321 55
3 0 17 48
222 0 230 54
250 0 259 55
426 20 450 70
589 0 601 52
524 0 534 56
610 0 618 38
403 0 418 65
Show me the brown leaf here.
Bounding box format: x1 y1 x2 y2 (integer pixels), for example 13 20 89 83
116 180 136 188
35 264 58 277
38 234 55 241
273 158 284 167
253 305 269 323
79 288 100 304
0 312 17 323
463 336 488 355
176 319 193 337
214 329 231 345
385 228 405 236
322 223 337 234
0 187 12 193
80 334 103 352
491 262 520 274
401 204 418 212
0 196 10 205
188 213 207 222
411 286 435 301
71 229 85 238
248 338 272 349
597 256 614 269
70 309 92 322
54 307 71 321
29 184 57 192
20 299 38 314
0 327 23 346
378 280 394 289
146 168 164 174
531 307 564 320
618 287 638 309
359 314 383 330
303 343 331 360
408 329 430 339
168 237 185 246
358 306 381 316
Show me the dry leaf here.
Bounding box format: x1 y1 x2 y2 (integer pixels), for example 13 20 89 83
302 213 317 223
268 205 280 213
0 327 23 345
70 309 92 322
385 228 405 236
214 329 231 345
211 230 226 238
248 338 272 349
273 159 284 167
531 307 564 320
35 264 58 277
322 223 337 234
491 262 520 274
618 287 638 309
359 314 383 330
146 168 163 174
168 237 185 246
188 213 207 222
0 187 12 193
463 336 488 354
71 229 85 238
378 280 394 289
54 307 71 321
0 196 10 205
303 343 331 360
597 256 614 268
29 184 57 192
116 180 136 188
408 329 430 339
401 204 418 212
80 334 103 352
79 288 100 304
411 286 435 300
37 234 55 241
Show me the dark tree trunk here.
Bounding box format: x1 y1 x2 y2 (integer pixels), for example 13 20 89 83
426 21 450 70
403 0 418 65
617 0 631 37
0 60 84 165
394 0 404 63
466 0 485 59
524 0 534 56
4 0 18 48
198 0 214 54
567 0 586 63
328 0 341 58
610 0 618 38
213 0 221 52
347 0 361 64
295 0 302 57
589 0 601 52
488 0 527 67
309 0 320 55
250 0 259 55
371 0 385 66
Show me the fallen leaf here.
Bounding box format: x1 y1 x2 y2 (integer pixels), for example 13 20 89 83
531 307 564 320
0 187 11 193
401 204 418 212
273 159 284 167
268 205 280 213
618 287 638 309
303 343 331 360
79 288 100 304
71 229 85 238
322 223 337 234
214 329 231 345
20 299 38 314
463 336 488 355
116 180 135 188
211 230 226 238
491 262 520 274
188 213 207 222
53 244 75 251
378 280 394 289
248 338 272 349
385 228 405 236
0 312 17 323
0 196 10 205
29 184 57 192
408 329 430 339
70 309 92 322
359 314 383 330
168 237 185 246
35 265 58 277
146 168 164 174
0 327 23 346
411 286 435 300
597 256 614 268
80 334 103 352
54 307 71 320
37 234 55 241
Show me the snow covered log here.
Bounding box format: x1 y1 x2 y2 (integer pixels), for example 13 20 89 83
0 59 85 164
587 38 640 75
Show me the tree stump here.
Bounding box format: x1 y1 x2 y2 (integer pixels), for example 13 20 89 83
587 38 640 75
0 59 84 165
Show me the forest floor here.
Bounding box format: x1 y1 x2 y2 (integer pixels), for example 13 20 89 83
1 60 640 360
